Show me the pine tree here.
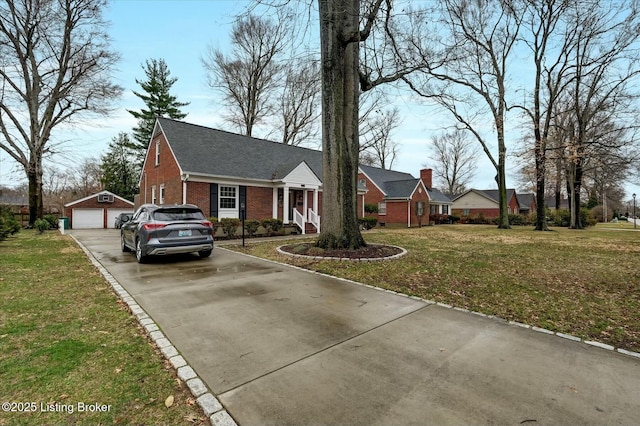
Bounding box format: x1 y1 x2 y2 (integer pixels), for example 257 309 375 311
127 58 189 165
101 133 140 201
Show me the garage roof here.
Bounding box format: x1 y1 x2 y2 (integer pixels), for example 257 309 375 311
64 190 134 207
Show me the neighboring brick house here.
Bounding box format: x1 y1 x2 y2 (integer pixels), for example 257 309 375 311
139 118 452 231
358 166 452 227
516 193 537 216
452 189 521 218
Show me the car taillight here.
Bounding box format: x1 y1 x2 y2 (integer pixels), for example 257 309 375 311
143 223 167 231
201 221 213 234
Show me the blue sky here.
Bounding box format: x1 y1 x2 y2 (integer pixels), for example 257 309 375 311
1 0 638 201
0 0 464 190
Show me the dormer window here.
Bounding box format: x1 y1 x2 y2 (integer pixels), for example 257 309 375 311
155 140 160 166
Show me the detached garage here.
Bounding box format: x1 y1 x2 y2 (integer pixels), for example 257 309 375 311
64 191 134 229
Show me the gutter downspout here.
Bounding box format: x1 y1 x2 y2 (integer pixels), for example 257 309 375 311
182 174 189 204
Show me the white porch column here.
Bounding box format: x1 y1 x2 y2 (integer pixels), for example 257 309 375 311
303 189 308 221
313 189 319 213
283 186 290 224
272 188 278 218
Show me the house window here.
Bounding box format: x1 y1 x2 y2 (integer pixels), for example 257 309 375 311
463 209 470 216
159 184 165 204
155 141 160 166
219 185 237 209
151 185 157 204
430 204 438 214
442 205 449 214
378 202 387 215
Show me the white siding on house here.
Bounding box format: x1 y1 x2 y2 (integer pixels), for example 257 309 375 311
452 191 497 210
282 162 322 187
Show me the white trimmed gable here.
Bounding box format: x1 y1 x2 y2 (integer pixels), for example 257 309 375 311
281 161 322 187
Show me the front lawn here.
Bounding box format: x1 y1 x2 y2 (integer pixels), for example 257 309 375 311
230 225 640 353
0 231 207 425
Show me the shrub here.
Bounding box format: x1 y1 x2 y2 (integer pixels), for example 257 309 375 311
448 215 460 223
590 205 613 223
548 208 596 227
581 208 597 227
358 216 377 230
508 214 533 226
429 214 450 224
260 218 283 236
34 218 49 234
244 219 260 237
44 214 58 229
550 209 571 227
220 218 240 239
364 203 378 214
0 205 21 241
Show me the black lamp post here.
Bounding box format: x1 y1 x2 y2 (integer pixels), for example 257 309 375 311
634 193 637 230
240 202 246 246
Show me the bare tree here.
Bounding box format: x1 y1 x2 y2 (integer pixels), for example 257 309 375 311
359 104 400 169
427 129 479 195
405 0 522 229
202 13 292 136
515 0 574 230
278 60 321 145
0 0 121 224
562 1 640 228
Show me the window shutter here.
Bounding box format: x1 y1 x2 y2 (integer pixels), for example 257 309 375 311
210 183 218 218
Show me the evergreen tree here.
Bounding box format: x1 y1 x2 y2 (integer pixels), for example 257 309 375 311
127 58 189 165
101 133 140 201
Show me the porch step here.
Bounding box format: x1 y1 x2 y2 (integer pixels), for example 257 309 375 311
305 224 318 234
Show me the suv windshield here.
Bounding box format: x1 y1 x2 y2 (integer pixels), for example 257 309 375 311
153 208 206 221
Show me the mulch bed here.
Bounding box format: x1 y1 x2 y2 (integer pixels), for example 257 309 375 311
279 242 404 260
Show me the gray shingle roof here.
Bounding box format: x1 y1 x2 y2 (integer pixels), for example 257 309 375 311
157 118 323 181
428 187 452 203
155 119 453 205
383 179 420 199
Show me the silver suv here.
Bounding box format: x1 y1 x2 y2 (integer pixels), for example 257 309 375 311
120 204 214 263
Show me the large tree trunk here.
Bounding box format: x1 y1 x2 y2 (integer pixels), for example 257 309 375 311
569 159 584 229
534 136 549 231
316 0 365 249
27 155 44 225
496 116 510 229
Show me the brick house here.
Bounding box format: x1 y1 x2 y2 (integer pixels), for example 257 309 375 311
139 118 452 231
358 166 452 227
451 189 521 218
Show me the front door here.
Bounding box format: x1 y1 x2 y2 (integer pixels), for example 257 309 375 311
290 190 304 215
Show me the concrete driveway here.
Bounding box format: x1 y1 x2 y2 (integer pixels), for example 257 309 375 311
72 229 640 425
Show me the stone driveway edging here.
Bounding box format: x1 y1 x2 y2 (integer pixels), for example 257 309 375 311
69 235 238 426
222 246 640 361
275 243 408 261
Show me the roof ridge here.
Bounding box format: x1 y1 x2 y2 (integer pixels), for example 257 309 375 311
158 117 322 155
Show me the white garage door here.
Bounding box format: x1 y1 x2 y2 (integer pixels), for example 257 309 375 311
107 209 134 228
73 208 104 229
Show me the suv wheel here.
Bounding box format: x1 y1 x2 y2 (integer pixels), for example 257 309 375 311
199 249 212 258
136 239 148 263
121 234 131 252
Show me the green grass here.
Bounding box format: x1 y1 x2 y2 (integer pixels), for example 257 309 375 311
230 224 640 353
0 231 208 425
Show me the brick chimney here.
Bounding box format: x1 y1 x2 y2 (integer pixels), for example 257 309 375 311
420 168 433 189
